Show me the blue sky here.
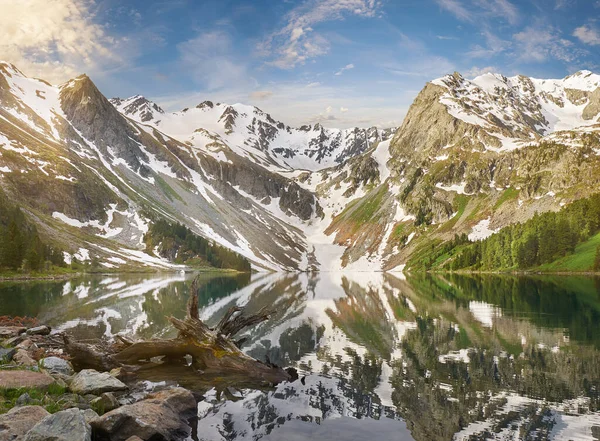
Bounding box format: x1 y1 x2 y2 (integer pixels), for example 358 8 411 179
1 0 600 128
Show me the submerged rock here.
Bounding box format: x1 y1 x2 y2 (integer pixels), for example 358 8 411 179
24 408 92 441
0 406 50 441
70 369 128 395
91 387 197 441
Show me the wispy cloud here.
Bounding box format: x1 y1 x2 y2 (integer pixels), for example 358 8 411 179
464 65 498 77
573 25 600 46
513 25 581 63
435 0 474 22
259 0 382 69
0 0 121 83
467 30 511 58
436 0 520 25
177 30 252 91
334 63 355 76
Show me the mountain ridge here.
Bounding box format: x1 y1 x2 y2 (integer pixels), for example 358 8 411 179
1 60 600 273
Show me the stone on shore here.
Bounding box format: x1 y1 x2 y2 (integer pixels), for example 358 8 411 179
90 392 120 413
0 347 15 363
70 369 128 395
0 326 26 339
90 387 197 441
39 357 74 376
13 349 37 367
25 326 51 336
0 370 55 390
23 408 92 441
0 406 50 441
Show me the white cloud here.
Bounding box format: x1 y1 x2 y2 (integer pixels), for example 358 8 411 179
573 25 600 46
467 30 511 58
435 0 474 22
464 66 498 78
513 25 580 63
334 63 355 76
436 0 519 25
249 90 274 100
340 107 349 112
0 0 120 83
260 0 381 69
177 30 251 91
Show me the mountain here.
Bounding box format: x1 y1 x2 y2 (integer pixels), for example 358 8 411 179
1 61 600 272
110 96 395 171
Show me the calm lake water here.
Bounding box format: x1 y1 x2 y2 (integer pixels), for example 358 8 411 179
1 272 600 440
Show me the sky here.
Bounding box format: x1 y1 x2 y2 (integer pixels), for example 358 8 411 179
1 0 599 129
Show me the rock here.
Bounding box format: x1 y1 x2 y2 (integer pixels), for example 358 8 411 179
24 408 91 441
0 347 15 362
13 349 37 367
16 392 33 406
16 340 37 350
81 409 99 424
4 335 25 346
125 437 144 441
0 370 55 390
57 393 90 410
26 326 51 336
70 369 127 395
90 392 120 413
0 406 50 441
0 326 26 339
91 387 197 441
39 357 74 376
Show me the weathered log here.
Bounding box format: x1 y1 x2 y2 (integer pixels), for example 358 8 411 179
64 277 293 386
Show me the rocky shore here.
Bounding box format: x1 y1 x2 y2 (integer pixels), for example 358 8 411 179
0 323 201 441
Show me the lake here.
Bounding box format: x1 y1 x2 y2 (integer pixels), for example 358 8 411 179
1 272 599 440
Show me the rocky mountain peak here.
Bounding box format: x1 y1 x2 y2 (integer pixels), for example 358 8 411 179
110 95 164 123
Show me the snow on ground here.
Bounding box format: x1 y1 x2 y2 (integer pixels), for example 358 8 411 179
436 182 469 194
468 218 498 241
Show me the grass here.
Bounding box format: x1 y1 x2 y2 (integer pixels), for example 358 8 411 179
438 194 469 233
493 187 519 210
535 232 600 272
0 383 67 414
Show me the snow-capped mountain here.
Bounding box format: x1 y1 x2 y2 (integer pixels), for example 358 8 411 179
2 61 600 272
110 96 395 171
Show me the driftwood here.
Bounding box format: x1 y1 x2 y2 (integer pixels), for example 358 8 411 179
65 278 295 386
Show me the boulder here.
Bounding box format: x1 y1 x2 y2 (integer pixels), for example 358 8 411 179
24 408 91 441
70 369 127 395
0 405 50 441
15 392 33 406
26 326 51 336
40 357 74 376
91 387 197 441
81 409 99 424
0 347 15 363
0 326 26 339
125 438 144 441
4 334 25 346
0 370 55 390
90 392 120 413
13 349 37 367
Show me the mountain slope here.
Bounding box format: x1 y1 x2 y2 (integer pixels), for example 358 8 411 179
2 62 600 272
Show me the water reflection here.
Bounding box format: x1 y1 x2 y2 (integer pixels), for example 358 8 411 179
1 272 599 440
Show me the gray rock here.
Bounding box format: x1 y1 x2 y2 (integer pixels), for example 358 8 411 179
90 392 120 413
26 326 51 336
16 392 32 406
24 408 91 441
80 409 99 424
0 347 15 362
0 406 50 441
91 387 197 441
70 369 127 395
40 357 74 376
4 335 25 346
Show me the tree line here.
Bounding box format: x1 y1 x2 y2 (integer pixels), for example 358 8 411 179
144 220 252 272
0 192 65 272
422 193 600 271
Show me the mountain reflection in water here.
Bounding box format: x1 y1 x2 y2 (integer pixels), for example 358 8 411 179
1 272 599 440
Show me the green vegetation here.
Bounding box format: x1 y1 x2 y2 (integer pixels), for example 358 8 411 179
493 187 519 209
144 220 251 272
0 383 67 414
411 193 600 272
0 190 65 274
